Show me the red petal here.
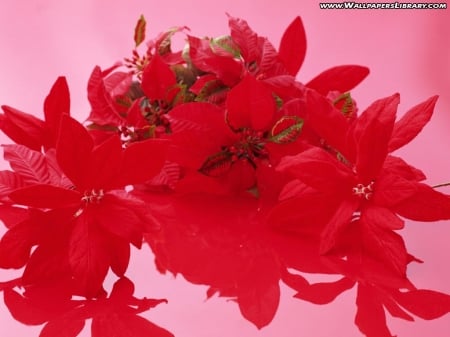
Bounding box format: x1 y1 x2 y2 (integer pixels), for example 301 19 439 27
0 204 29 228
0 170 26 199
394 289 450 320
103 71 133 98
293 277 355 304
87 135 123 190
43 76 70 144
69 213 110 298
389 95 438 152
278 16 306 76
109 237 131 277
168 102 230 138
87 66 124 126
93 193 146 248
9 184 80 209
304 89 350 153
2 144 50 184
187 35 242 87
227 14 258 63
141 54 177 101
56 115 94 190
3 289 50 325
393 183 450 221
383 155 426 182
116 138 168 187
353 94 399 181
373 173 418 207
0 218 37 269
306 65 370 95
320 198 359 254
0 105 46 151
226 75 275 130
276 147 352 192
361 205 404 230
355 284 394 337
40 318 85 337
237 257 280 329
360 220 408 276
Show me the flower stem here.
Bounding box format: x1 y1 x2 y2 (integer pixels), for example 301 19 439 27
432 182 450 188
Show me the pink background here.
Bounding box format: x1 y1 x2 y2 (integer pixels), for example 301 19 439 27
0 1 449 336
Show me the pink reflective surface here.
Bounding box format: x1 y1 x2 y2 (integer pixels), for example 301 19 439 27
1 1 449 337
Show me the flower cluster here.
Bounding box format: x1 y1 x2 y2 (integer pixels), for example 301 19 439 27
0 14 449 337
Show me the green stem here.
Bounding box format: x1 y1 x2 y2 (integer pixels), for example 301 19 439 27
432 182 450 188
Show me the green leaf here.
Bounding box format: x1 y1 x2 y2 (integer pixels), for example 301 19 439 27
199 151 233 177
134 15 146 47
333 92 354 117
268 116 303 144
210 35 241 58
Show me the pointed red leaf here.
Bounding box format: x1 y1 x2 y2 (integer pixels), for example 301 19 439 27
394 289 450 320
2 144 50 184
103 71 133 98
87 135 123 190
382 294 414 321
0 105 46 151
226 74 275 130
360 221 408 276
56 115 94 190
109 237 130 277
383 155 426 182
278 16 306 76
293 277 355 304
0 218 38 269
355 284 393 337
372 173 418 207
187 35 242 87
0 170 26 198
141 54 177 101
9 184 80 209
320 198 359 254
40 318 85 337
237 258 280 330
93 193 145 248
0 204 29 228
44 77 70 141
389 95 438 152
69 213 110 298
87 66 124 126
227 14 258 63
353 94 399 181
276 147 352 192
304 89 350 152
4 289 50 325
306 65 370 95
361 205 404 230
116 138 167 187
393 183 450 221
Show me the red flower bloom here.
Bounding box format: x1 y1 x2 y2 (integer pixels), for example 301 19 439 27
273 91 450 275
3 115 167 297
0 77 70 151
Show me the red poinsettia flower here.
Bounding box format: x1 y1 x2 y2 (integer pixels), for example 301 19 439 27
168 74 305 196
4 115 167 297
273 90 450 275
0 77 70 151
3 277 173 337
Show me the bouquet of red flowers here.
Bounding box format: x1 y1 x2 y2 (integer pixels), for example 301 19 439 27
1 14 449 337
